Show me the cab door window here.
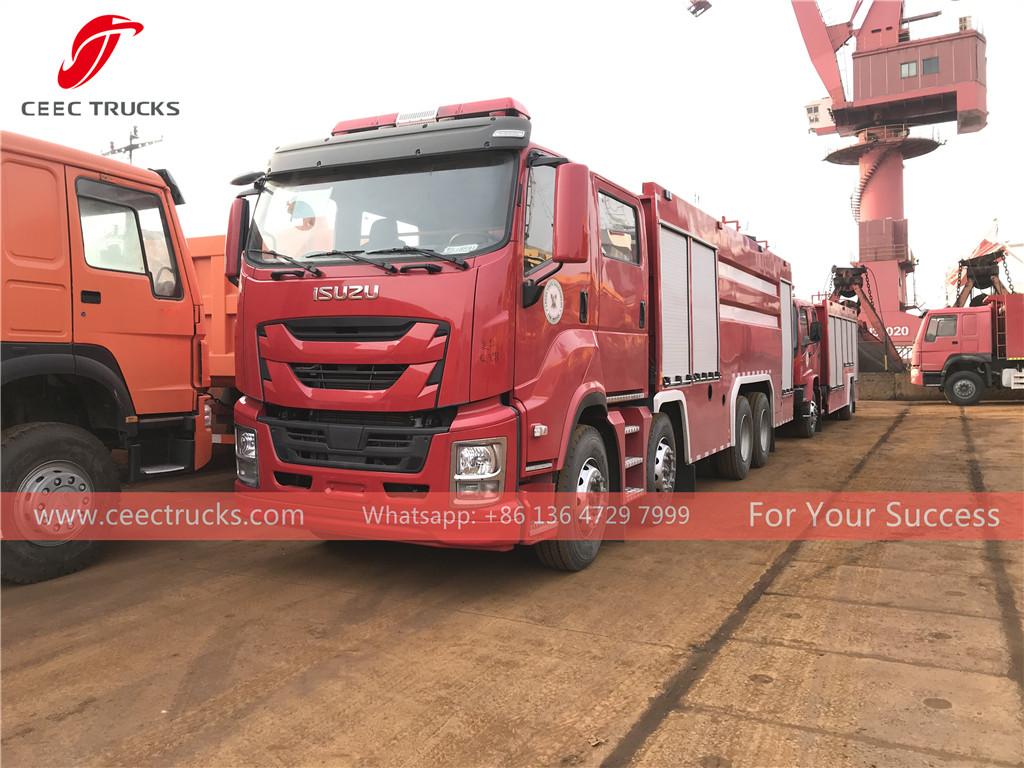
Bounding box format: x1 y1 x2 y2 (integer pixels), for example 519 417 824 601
524 163 555 274
798 309 810 346
76 179 182 298
598 192 640 264
924 315 957 342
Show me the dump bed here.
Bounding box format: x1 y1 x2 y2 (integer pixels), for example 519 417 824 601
187 235 236 385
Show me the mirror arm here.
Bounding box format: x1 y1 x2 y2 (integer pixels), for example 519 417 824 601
522 262 563 307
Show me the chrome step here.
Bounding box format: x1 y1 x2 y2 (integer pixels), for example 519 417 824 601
623 425 641 435
140 463 187 476
624 456 643 469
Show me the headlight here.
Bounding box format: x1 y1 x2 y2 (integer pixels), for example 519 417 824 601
236 427 258 460
451 438 506 498
204 402 213 428
235 426 259 487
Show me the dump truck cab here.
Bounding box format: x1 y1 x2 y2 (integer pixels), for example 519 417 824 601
1 131 215 582
910 296 1024 405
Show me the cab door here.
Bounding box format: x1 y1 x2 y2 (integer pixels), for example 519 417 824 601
920 314 959 372
67 170 195 415
513 159 596 467
594 182 648 394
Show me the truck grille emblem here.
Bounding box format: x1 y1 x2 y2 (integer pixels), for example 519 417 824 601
314 285 380 301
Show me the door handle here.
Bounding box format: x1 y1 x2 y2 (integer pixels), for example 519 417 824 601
579 290 589 323
950 340 958 345
81 290 101 304
639 300 646 329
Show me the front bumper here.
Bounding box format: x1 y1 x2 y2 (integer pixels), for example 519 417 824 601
233 396 528 546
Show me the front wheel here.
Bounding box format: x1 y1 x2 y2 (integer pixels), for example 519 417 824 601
535 425 609 572
1 423 119 584
944 371 984 406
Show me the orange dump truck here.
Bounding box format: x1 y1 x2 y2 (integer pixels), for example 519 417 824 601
0 132 235 582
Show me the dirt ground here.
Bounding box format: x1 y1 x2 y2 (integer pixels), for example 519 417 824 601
2 401 1022 767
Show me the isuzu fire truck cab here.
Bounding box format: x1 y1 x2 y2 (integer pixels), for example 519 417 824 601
227 99 828 570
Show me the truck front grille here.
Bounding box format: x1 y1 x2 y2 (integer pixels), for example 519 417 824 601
291 363 406 391
261 406 455 473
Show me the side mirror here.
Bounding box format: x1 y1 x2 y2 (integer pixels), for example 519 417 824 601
552 163 590 264
808 320 822 343
224 196 249 286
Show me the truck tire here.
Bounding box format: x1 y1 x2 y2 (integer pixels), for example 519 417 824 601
944 371 984 406
535 425 608 572
646 414 677 492
1 423 118 584
795 393 819 439
747 392 771 468
836 391 855 421
714 396 754 480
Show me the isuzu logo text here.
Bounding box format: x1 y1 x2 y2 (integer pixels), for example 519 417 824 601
314 286 380 301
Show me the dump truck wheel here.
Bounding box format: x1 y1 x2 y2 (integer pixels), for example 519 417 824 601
535 426 608 572
747 392 771 468
714 396 753 480
1 423 118 584
944 371 984 406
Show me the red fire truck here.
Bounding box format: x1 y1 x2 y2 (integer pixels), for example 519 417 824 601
910 295 1024 405
790 298 860 437
226 98 846 570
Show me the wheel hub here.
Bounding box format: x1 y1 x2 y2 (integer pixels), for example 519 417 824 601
758 411 771 452
953 379 976 399
739 418 753 463
15 461 93 544
653 438 676 492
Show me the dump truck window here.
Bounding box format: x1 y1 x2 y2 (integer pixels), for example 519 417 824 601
598 192 640 264
924 315 957 342
524 164 555 274
76 179 182 299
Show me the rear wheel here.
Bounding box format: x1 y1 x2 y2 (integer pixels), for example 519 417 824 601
944 371 984 406
714 397 753 480
1 423 118 584
747 392 771 468
535 426 608 572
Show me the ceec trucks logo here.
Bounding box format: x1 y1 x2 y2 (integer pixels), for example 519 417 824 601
58 15 144 89
21 14 179 117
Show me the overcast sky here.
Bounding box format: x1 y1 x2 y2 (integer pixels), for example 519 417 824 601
3 0 1020 308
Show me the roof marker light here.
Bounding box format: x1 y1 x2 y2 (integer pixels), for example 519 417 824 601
396 108 438 126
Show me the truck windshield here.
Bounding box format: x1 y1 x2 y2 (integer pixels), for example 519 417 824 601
246 152 517 265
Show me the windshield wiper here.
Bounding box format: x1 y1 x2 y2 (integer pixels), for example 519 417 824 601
303 249 397 274
367 246 470 271
247 248 323 277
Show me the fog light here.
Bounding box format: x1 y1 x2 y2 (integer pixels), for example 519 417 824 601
451 438 505 498
235 426 258 487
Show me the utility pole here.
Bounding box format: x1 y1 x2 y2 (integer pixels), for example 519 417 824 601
103 125 163 165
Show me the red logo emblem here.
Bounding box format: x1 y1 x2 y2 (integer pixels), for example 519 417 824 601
58 15 144 90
